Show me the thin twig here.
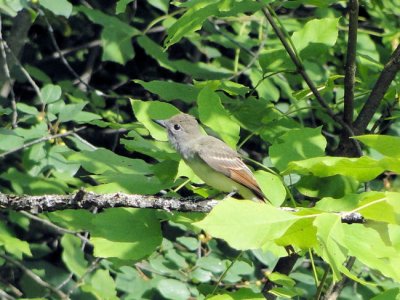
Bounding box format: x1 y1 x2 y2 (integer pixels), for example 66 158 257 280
0 15 18 129
19 211 90 244
208 19 255 57
323 256 356 300
47 40 101 60
370 98 398 133
0 289 15 300
353 44 400 133
40 10 93 92
0 253 68 299
40 10 126 100
56 208 97 290
260 4 363 156
1 41 44 110
66 258 101 296
0 127 86 159
211 252 243 295
343 0 359 125
71 132 97 150
315 265 330 300
228 20 268 80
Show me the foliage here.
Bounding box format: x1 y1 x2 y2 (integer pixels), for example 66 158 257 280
0 0 399 299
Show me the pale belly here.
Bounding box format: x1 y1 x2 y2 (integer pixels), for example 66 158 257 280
185 157 256 200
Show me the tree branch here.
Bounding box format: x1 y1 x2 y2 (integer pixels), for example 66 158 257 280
0 15 18 129
343 0 359 125
323 256 356 300
260 4 362 156
262 252 300 300
0 191 365 223
0 127 86 159
353 44 400 133
0 191 365 300
0 253 68 299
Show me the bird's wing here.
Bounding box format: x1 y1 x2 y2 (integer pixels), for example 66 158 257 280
196 137 266 200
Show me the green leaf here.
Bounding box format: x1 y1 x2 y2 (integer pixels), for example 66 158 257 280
0 129 24 151
17 103 39 115
285 156 384 182
48 146 80 177
313 214 346 281
371 288 400 300
269 127 327 171
291 18 339 59
61 235 88 277
379 156 400 174
72 111 102 123
58 102 87 122
157 278 191 300
207 288 264 299
197 86 240 147
0 220 31 259
355 134 400 158
0 0 26 17
121 131 179 161
82 269 118 300
177 236 199 251
90 172 173 194
134 80 199 103
67 148 152 175
254 171 286 206
131 99 180 141
195 199 298 250
165 1 219 48
40 84 62 104
259 48 295 73
336 222 400 282
148 0 169 12
101 27 135 64
48 210 94 231
296 175 359 199
356 192 400 224
191 268 212 283
1 168 69 194
116 0 135 14
137 35 231 79
40 0 72 18
77 6 140 64
276 214 317 249
89 208 162 261
196 255 225 273
14 121 48 140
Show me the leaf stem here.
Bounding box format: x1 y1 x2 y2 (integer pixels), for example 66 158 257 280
211 251 243 295
309 249 319 287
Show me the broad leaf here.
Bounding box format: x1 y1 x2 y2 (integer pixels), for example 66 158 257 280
89 208 162 261
355 135 400 158
285 156 384 182
197 86 240 148
131 99 180 141
269 127 327 171
195 199 298 250
254 171 286 206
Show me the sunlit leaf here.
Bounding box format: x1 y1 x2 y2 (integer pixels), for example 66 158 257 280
195 199 298 250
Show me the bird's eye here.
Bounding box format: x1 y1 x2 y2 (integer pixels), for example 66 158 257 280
173 124 181 130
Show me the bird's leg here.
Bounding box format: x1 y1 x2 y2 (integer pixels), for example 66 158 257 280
184 195 207 202
223 191 237 200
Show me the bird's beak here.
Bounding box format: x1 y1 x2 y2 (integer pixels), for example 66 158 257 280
153 119 166 128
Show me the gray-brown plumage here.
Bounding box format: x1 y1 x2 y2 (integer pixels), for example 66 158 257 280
155 113 267 202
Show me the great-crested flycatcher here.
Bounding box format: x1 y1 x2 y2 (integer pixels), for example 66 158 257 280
155 113 267 202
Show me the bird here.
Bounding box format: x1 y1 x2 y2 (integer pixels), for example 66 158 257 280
154 113 267 202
